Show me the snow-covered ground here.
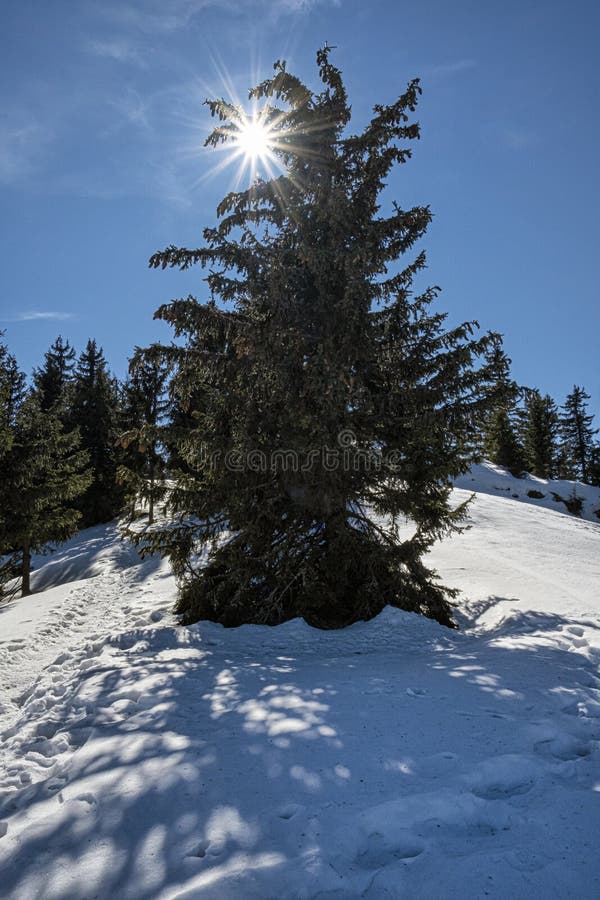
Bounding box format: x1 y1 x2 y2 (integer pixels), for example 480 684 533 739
0 464 599 899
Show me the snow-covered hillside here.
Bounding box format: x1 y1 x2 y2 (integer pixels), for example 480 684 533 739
1 465 599 899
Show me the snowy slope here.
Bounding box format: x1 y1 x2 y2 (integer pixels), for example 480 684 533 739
0 469 599 899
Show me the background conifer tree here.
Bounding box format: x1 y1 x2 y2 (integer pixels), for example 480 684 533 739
33 335 76 413
478 344 524 474
0 390 91 596
560 385 597 483
118 352 170 524
483 404 525 476
0 335 25 456
131 49 505 629
588 444 600 488
522 389 559 478
70 339 125 525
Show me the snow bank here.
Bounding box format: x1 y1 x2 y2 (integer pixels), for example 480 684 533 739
456 461 600 523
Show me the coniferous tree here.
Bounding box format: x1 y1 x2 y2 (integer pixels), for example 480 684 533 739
483 405 525 476
70 339 125 525
477 344 521 465
0 390 91 596
480 347 524 478
131 49 505 629
588 444 600 488
481 344 519 411
522 389 559 479
118 353 170 524
0 335 25 455
0 339 26 591
33 335 76 413
560 385 597 483
555 443 577 481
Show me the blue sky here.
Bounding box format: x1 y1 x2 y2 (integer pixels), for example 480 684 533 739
1 0 598 414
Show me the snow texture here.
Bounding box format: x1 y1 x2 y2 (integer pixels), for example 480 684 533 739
0 463 599 898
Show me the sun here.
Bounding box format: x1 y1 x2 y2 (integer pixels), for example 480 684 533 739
199 97 285 191
235 115 273 163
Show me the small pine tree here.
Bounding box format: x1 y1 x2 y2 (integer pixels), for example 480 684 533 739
560 385 598 483
118 352 170 524
0 391 91 596
522 389 559 479
32 335 76 412
70 339 125 526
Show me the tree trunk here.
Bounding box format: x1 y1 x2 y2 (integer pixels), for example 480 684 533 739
148 461 155 526
22 542 31 597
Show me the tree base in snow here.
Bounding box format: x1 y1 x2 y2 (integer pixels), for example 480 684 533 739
173 527 457 630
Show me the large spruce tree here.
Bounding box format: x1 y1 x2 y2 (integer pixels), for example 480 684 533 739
133 48 503 629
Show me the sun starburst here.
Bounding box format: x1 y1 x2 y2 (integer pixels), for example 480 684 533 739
235 115 273 163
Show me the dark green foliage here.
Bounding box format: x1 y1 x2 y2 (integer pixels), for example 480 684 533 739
32 335 76 413
0 390 91 597
0 335 25 455
131 49 506 630
480 345 521 420
522 389 559 478
563 493 583 516
527 489 545 499
549 489 584 517
483 406 525 476
479 345 525 475
560 386 597 483
588 445 600 488
554 444 577 481
70 340 125 526
118 353 171 524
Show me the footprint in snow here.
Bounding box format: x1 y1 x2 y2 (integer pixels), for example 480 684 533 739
418 751 459 778
276 802 303 820
466 754 538 800
185 839 221 860
45 776 67 794
534 734 592 762
6 640 26 651
357 830 424 868
563 698 600 719
74 793 97 806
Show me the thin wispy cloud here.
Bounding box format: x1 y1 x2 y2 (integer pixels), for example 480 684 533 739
87 38 148 68
4 311 75 322
0 118 56 186
422 59 477 79
94 0 339 34
1 0 342 201
501 127 536 150
94 1 230 35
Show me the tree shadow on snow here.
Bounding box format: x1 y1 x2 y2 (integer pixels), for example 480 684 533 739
1 602 600 898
